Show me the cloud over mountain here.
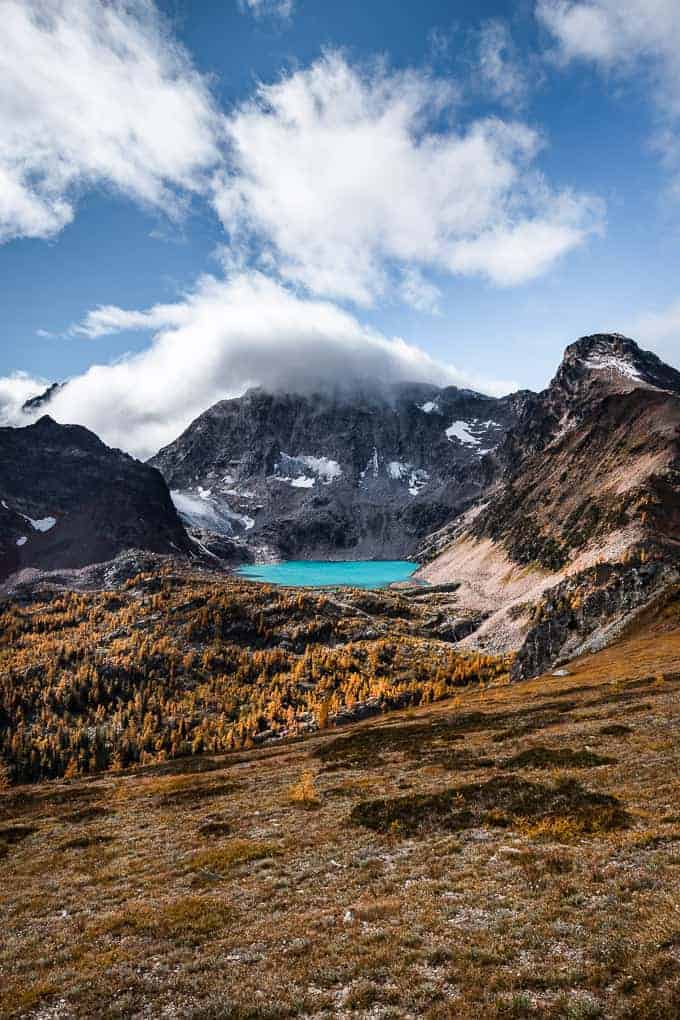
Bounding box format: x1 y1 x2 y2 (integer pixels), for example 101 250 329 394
1 270 517 460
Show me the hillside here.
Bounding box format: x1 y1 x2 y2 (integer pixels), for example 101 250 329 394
416 335 680 677
0 561 504 784
2 587 680 1019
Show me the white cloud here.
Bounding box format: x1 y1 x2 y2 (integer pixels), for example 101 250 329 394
238 0 294 20
449 189 601 285
7 271 517 459
0 0 221 243
399 268 442 314
214 51 602 306
0 372 48 424
537 2 680 117
477 21 529 109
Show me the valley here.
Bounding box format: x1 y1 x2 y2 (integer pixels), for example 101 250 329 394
5 5 680 1016
2 589 680 1018
1 332 680 1019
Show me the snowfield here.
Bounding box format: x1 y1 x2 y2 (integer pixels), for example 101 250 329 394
584 354 642 382
171 490 255 533
275 453 343 486
19 513 57 532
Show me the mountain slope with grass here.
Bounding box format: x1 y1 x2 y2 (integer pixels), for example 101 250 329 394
2 585 680 1019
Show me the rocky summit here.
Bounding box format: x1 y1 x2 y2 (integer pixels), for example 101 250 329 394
149 381 521 561
417 334 680 676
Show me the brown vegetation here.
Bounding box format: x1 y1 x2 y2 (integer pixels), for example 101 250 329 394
0 568 507 784
2 600 680 1017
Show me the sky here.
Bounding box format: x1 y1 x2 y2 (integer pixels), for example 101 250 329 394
2 0 680 457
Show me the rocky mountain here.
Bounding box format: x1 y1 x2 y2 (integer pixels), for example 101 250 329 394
8 333 679 682
21 381 65 414
149 382 521 560
417 334 680 676
0 415 193 581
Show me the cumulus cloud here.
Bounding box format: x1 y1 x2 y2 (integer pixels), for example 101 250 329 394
399 268 442 315
6 271 517 459
238 0 294 21
214 51 602 307
537 1 680 165
477 21 530 109
0 0 221 243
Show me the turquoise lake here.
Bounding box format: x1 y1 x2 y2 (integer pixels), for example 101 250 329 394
236 560 418 589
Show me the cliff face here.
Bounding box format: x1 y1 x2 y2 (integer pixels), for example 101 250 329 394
416 335 680 676
150 382 521 560
0 416 192 579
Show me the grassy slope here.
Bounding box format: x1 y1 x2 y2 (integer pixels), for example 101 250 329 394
1 596 680 1017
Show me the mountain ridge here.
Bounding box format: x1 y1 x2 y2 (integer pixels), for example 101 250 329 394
4 332 680 682
149 380 521 561
416 333 680 676
0 415 194 581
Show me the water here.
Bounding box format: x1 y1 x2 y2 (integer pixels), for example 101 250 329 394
236 559 418 589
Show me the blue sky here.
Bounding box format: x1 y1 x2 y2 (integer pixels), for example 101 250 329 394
2 0 680 456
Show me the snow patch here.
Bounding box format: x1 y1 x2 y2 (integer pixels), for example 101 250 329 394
386 460 429 495
418 400 439 414
171 490 255 534
20 514 57 532
275 452 342 486
387 460 409 480
445 418 503 455
16 536 27 547
360 447 380 483
584 355 642 382
298 455 342 483
445 421 480 445
408 469 429 496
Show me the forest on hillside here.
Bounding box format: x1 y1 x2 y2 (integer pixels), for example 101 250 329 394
0 570 506 784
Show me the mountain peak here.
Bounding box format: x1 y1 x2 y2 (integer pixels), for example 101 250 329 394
564 333 642 376
557 333 680 395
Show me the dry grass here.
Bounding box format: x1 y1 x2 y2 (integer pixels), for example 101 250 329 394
288 769 321 808
2 606 680 1018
